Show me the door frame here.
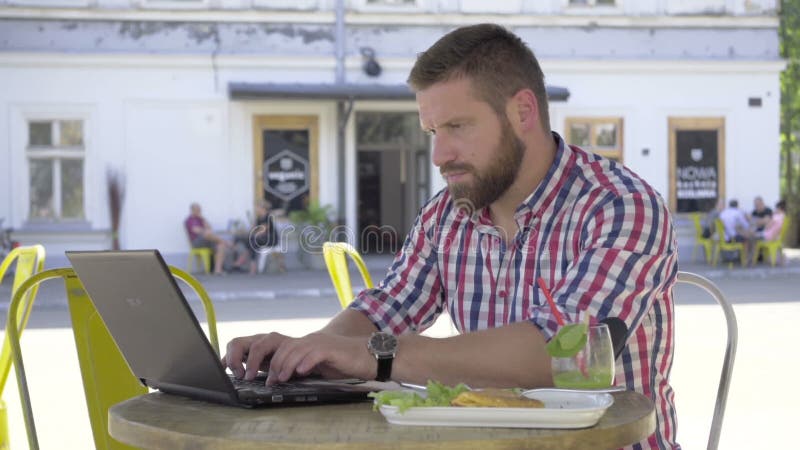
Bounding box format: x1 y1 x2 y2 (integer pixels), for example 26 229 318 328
252 115 319 208
667 117 726 213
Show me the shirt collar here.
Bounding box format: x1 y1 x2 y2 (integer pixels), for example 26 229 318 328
470 132 574 234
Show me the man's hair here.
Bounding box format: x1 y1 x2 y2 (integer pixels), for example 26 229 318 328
776 199 786 211
729 199 739 208
407 23 550 130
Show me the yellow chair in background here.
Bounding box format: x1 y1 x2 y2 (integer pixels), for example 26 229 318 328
0 245 45 449
6 265 218 450
712 219 746 267
188 247 212 274
322 242 374 309
754 216 791 266
690 212 715 263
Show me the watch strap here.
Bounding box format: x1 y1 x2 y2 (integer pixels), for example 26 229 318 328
375 355 393 382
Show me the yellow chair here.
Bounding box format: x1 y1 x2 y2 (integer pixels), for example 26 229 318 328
711 219 746 267
6 265 219 450
754 216 790 266
690 212 715 263
188 247 212 274
322 242 374 309
0 245 45 449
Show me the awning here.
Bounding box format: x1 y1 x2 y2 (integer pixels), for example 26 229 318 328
228 83 570 102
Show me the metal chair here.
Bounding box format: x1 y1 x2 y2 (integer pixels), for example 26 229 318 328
0 245 45 449
6 266 219 450
322 242 374 309
690 212 715 263
676 271 737 450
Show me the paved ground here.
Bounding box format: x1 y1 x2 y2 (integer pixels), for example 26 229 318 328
1 249 799 449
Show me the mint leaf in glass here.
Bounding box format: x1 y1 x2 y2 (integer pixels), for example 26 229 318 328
546 323 588 358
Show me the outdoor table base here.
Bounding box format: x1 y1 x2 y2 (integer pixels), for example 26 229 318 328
109 390 655 450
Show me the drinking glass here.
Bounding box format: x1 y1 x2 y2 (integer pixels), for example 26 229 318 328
551 323 615 389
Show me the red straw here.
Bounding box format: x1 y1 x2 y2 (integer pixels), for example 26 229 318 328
537 277 565 326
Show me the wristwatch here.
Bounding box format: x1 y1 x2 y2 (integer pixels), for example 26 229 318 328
367 332 398 382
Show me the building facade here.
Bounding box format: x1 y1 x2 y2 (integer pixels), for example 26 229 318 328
0 0 784 266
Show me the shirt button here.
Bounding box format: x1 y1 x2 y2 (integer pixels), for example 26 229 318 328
498 290 507 298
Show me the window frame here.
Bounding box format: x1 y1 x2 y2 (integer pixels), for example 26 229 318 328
564 116 624 163
25 118 87 223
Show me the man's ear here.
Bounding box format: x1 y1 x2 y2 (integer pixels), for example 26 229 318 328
508 88 540 132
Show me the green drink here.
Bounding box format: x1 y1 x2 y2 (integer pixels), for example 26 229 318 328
553 369 614 389
549 323 615 390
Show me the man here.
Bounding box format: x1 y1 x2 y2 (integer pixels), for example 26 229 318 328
719 199 750 243
750 196 773 232
184 202 230 275
224 24 678 449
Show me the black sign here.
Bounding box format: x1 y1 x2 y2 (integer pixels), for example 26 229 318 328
675 130 718 213
262 129 310 213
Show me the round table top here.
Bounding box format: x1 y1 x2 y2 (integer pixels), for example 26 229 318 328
109 390 655 450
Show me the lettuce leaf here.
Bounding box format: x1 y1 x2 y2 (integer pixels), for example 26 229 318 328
369 380 471 413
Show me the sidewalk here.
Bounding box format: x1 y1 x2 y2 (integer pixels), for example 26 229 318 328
2 249 799 310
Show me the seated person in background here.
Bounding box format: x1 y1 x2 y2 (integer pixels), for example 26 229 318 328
184 202 230 275
247 200 287 274
702 198 725 238
758 199 786 241
750 196 773 232
223 24 679 449
719 199 750 243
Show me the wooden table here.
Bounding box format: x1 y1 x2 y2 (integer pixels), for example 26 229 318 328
109 391 655 450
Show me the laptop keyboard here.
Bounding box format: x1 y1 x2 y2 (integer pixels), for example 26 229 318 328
230 375 314 394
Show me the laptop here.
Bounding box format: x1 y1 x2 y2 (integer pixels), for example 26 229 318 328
65 249 374 407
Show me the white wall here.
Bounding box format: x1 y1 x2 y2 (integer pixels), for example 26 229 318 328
0 54 783 260
547 60 783 206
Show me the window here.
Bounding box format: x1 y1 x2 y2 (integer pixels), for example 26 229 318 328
26 119 85 221
565 117 623 162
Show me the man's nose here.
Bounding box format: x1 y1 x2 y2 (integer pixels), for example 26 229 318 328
431 134 456 168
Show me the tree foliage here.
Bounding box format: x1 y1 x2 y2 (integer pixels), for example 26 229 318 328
780 0 800 245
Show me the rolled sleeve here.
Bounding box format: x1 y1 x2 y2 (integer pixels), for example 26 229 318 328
527 192 678 342
349 202 445 335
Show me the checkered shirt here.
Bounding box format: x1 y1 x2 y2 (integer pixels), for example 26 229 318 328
350 133 680 449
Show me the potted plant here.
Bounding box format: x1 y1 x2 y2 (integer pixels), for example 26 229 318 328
288 201 334 268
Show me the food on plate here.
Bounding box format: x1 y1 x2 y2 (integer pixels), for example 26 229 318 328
450 389 544 408
369 381 544 413
369 380 470 413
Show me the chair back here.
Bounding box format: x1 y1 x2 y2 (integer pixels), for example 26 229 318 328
712 219 746 266
0 245 45 449
322 242 374 309
676 271 737 450
690 213 704 237
6 266 219 450
778 215 791 242
0 245 46 392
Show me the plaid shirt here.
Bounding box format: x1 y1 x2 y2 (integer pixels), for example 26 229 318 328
350 133 679 450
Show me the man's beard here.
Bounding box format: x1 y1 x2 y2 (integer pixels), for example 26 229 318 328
442 117 525 213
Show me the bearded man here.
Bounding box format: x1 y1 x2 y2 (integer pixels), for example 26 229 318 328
224 23 679 450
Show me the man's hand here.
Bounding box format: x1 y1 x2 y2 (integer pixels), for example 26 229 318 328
222 332 291 380
221 331 375 384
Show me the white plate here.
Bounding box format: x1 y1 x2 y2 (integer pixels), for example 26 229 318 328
378 391 614 429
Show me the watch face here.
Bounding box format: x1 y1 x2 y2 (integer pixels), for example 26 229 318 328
369 332 398 356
